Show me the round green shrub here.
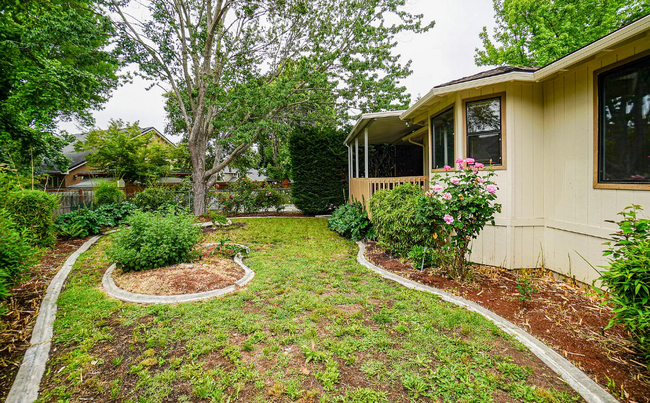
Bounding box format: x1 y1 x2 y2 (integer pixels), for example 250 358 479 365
368 184 433 256
289 126 346 215
131 187 177 213
328 202 374 241
107 209 201 272
5 189 59 246
94 180 125 206
0 209 39 300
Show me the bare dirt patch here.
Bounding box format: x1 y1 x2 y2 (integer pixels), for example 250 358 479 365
0 236 91 400
111 243 245 295
365 241 650 403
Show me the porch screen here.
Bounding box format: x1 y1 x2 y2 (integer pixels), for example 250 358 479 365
598 55 650 184
466 96 502 165
431 108 454 169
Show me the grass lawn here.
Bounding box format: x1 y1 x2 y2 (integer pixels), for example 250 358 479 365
38 218 581 402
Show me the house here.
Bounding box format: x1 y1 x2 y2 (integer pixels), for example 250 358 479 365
347 15 650 285
46 126 182 189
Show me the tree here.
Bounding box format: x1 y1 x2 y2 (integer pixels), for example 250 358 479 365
110 0 434 215
77 120 173 184
476 0 650 67
0 0 121 173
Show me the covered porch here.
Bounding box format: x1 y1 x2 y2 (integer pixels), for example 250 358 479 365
345 111 429 209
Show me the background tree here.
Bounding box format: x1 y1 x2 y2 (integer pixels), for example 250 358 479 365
77 120 173 184
0 0 121 173
476 0 650 67
110 0 433 215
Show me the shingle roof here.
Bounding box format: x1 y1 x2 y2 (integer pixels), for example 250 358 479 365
434 66 539 89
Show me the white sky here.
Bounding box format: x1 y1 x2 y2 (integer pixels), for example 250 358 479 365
58 0 497 141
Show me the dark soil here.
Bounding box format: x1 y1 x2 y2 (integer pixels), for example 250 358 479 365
365 241 650 403
0 237 91 400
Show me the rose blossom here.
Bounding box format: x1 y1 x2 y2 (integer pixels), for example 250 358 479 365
451 177 460 185
477 178 484 183
442 192 452 200
443 214 454 224
455 158 464 164
431 184 442 192
465 158 475 165
486 184 497 194
443 165 452 171
475 162 484 169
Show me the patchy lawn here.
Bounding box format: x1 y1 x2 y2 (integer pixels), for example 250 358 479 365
38 219 581 402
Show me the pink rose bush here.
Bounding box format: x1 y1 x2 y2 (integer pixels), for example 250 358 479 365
418 160 501 279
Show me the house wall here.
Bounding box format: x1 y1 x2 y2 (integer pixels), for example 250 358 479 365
418 34 650 285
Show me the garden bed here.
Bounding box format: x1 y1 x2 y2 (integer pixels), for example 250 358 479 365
365 241 650 403
111 243 245 295
0 236 92 400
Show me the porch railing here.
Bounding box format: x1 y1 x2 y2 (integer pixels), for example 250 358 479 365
349 176 429 211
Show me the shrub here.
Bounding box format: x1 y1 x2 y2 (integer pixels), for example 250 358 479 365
598 205 650 361
94 180 125 206
369 184 434 256
107 209 201 272
206 210 228 225
407 245 438 269
131 187 178 213
419 159 501 279
220 178 260 214
254 189 285 212
328 202 374 241
0 210 40 301
55 208 102 238
95 201 136 227
5 189 59 246
289 126 346 215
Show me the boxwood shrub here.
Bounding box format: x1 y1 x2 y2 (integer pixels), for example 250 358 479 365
107 209 201 272
94 180 125 205
5 189 59 246
368 184 434 256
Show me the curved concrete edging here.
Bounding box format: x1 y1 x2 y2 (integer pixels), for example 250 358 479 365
6 236 102 403
102 244 254 304
355 241 618 403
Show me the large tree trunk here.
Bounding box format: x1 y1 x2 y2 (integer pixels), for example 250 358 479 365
189 132 208 215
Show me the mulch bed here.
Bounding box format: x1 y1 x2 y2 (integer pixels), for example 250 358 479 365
0 236 92 400
111 243 245 295
364 241 650 403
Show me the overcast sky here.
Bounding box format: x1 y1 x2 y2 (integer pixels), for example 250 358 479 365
58 0 497 141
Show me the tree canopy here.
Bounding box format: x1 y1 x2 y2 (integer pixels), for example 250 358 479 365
109 0 434 214
475 0 650 67
0 0 121 174
77 121 173 184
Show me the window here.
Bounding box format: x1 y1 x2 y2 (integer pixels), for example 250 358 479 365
466 96 503 165
598 55 650 184
431 107 454 169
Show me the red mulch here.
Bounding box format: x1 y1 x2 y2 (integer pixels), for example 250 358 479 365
365 241 650 403
0 237 92 400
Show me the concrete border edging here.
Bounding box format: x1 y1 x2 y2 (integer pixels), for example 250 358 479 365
355 241 618 403
102 244 253 304
6 236 102 403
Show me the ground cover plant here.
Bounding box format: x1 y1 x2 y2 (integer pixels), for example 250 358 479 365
328 201 374 241
38 218 581 402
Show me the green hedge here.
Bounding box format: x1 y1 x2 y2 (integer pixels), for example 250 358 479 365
5 189 58 246
94 180 125 205
368 184 433 256
0 210 39 301
289 126 346 215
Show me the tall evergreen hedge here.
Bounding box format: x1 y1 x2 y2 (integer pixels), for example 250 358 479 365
289 127 347 215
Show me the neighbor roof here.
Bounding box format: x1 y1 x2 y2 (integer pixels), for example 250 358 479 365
401 13 650 120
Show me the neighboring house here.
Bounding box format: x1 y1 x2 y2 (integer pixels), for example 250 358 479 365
347 15 650 285
46 127 180 189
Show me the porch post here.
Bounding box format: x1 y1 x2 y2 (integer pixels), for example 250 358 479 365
364 127 369 178
355 137 359 178
348 145 352 178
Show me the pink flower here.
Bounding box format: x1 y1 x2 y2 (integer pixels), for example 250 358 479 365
431 184 442 192
477 178 484 183
443 165 452 171
443 214 454 224
451 177 460 185
466 158 475 165
475 163 484 169
486 184 497 194
442 192 452 200
455 158 464 164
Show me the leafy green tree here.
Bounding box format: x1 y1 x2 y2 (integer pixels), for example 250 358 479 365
476 0 650 67
0 0 121 173
76 121 173 184
109 0 433 214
